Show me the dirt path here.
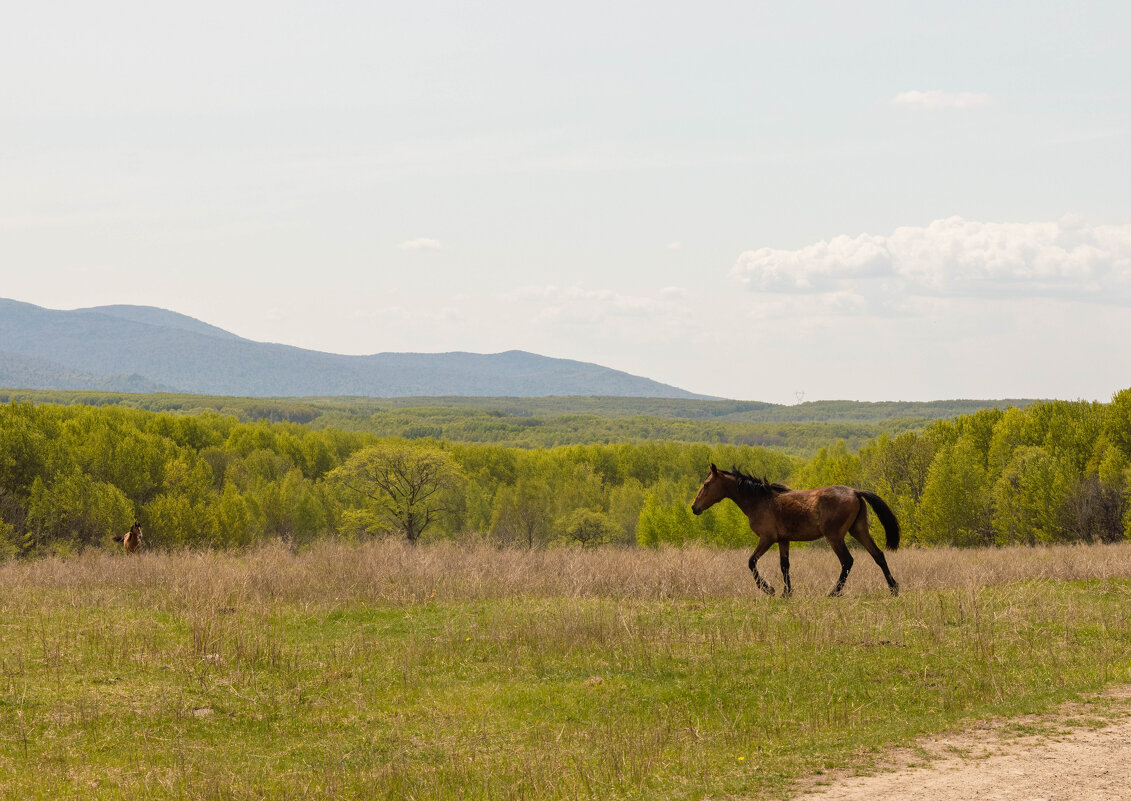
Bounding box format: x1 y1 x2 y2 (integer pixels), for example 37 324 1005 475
793 687 1131 801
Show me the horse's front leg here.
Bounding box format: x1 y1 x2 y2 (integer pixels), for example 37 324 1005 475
748 536 776 596
778 540 792 598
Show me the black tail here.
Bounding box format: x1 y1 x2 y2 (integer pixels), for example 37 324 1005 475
113 536 124 543
857 491 900 550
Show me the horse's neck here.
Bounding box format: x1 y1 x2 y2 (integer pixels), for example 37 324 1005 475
727 483 769 519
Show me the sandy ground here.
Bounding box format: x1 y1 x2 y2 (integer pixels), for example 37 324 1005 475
792 687 1131 801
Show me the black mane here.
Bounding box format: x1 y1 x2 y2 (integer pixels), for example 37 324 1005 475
727 466 790 498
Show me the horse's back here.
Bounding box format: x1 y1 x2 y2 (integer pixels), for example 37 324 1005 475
783 484 858 509
815 485 864 520
773 485 861 539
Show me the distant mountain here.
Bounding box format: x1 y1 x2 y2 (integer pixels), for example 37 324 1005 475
0 299 712 399
0 350 171 393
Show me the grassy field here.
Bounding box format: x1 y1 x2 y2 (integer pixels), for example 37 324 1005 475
2 542 1131 800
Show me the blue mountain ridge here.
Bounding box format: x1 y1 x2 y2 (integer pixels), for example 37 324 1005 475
0 298 714 399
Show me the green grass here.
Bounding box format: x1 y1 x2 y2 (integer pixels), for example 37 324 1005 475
1 543 1130 799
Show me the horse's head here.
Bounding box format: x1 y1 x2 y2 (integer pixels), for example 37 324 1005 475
691 463 729 515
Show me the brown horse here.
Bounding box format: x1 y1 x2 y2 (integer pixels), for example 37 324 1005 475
113 521 143 553
691 464 899 597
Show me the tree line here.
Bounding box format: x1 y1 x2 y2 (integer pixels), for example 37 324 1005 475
0 391 1128 557
795 392 1131 546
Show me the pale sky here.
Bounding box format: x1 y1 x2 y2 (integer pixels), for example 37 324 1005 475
2 1 1129 403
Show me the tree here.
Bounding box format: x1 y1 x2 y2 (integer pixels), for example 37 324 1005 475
858 431 935 543
212 483 259 547
791 441 860 489
990 446 1071 545
918 438 993 546
635 480 696 547
329 443 463 544
1106 388 1131 460
0 516 17 560
607 478 646 545
0 404 49 496
555 508 619 548
489 476 553 548
25 470 134 551
254 468 329 545
143 492 200 547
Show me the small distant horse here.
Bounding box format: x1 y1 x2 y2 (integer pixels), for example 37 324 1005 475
113 521 143 553
691 464 900 597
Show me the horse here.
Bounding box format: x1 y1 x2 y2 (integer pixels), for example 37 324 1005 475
691 464 900 597
113 521 143 553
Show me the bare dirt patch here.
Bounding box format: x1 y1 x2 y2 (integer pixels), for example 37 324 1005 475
794 686 1131 801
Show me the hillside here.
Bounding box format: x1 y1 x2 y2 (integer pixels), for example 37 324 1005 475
0 388 1039 456
0 299 710 399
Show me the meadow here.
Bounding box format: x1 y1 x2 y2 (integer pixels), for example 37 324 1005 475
2 540 1130 800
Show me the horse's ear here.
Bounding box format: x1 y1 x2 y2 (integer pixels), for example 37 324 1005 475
709 463 718 476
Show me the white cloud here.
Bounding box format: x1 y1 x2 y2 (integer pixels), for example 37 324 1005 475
731 233 893 294
666 241 682 250
892 90 991 109
731 217 1131 311
396 237 443 250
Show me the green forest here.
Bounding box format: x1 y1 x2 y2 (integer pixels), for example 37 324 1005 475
0 390 1128 557
0 389 1032 455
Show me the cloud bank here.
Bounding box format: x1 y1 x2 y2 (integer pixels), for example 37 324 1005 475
731 217 1131 311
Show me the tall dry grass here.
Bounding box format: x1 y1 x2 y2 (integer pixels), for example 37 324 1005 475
3 539 1130 610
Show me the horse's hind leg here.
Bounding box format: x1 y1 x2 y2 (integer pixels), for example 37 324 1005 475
829 538 854 597
778 541 792 598
850 531 895 592
850 524 899 596
748 536 776 597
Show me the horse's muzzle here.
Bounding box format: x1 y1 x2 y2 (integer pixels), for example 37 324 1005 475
691 505 702 516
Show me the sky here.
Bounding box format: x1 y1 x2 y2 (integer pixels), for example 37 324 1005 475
2 1 1129 404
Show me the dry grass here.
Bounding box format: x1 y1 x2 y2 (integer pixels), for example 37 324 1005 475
4 539 1130 607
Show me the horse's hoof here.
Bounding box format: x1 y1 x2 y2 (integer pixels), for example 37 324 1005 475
889 585 900 597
